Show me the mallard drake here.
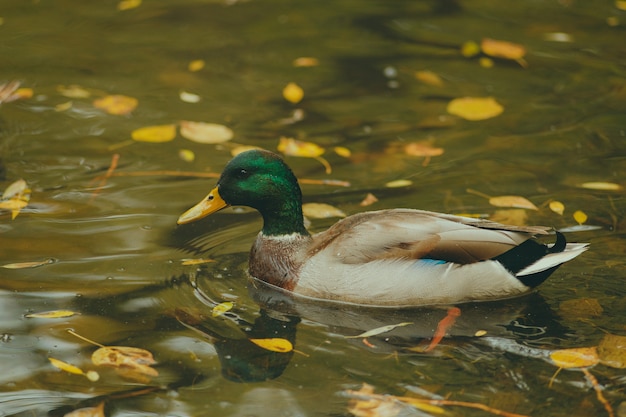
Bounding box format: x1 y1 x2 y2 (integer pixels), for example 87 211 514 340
178 150 588 307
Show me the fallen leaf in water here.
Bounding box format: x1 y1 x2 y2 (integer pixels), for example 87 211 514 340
117 0 141 10
550 347 599 369
188 59 205 72
178 149 195 162
26 310 78 319
131 124 177 143
55 101 73 112
573 210 588 225
333 146 352 158
180 121 234 144
57 84 91 98
302 203 346 219
249 338 293 353
489 209 528 226
385 179 413 188
346 322 413 339
278 137 324 157
616 0 626 11
549 201 565 215
282 82 304 104
2 258 55 269
579 181 623 191
489 195 538 210
415 70 444 86
278 137 331 173
598 333 626 368
15 88 34 100
481 38 526 60
404 141 444 166
0 179 31 219
93 94 138 115
293 57 319 67
179 91 201 103
447 97 503 121
346 383 446 416
181 258 214 265
63 402 105 417
359 193 378 207
479 57 494 68
92 346 158 377
212 301 234 317
49 357 100 381
461 40 481 57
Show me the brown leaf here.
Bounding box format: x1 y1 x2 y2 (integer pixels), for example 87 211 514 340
93 94 138 115
598 333 626 369
63 402 105 417
92 346 158 377
481 38 526 60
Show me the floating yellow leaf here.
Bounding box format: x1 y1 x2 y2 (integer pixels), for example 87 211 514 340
346 322 413 339
385 179 413 188
282 82 304 104
346 384 446 416
131 124 177 143
302 202 346 219
0 178 30 219
359 193 378 207
446 97 504 121
549 201 565 215
179 121 233 144
26 310 78 319
292 57 319 67
488 195 538 210
178 149 195 162
616 0 626 11
49 358 100 381
481 38 526 60
414 70 444 86
55 101 73 112
3 179 28 199
57 84 91 98
474 330 487 337
181 258 214 266
249 338 293 353
92 346 158 377
179 90 201 103
117 0 141 10
188 59 205 72
461 40 481 57
278 137 331 173
278 137 324 157
404 142 444 157
63 402 105 417
579 181 623 191
598 333 626 368
573 210 588 225
550 347 599 369
479 57 494 68
93 94 138 115
333 146 352 158
15 88 34 100
212 301 233 317
2 258 55 269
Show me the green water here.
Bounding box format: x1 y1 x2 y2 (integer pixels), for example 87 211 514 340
0 1 624 416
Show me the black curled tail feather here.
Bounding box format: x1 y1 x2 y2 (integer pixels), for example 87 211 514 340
493 231 567 288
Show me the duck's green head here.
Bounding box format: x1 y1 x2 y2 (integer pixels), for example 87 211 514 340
177 149 308 236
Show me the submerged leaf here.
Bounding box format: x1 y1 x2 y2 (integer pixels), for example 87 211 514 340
414 70 444 86
180 121 234 144
117 0 141 10
292 57 319 67
598 333 626 369
446 97 503 121
63 402 105 417
2 258 55 269
346 322 413 339
249 338 293 353
93 94 138 115
188 59 206 72
550 347 599 369
359 193 379 207
302 203 346 219
579 181 623 191
131 124 177 143
278 137 324 157
179 91 201 103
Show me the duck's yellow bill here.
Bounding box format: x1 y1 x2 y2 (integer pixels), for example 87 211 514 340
177 187 229 225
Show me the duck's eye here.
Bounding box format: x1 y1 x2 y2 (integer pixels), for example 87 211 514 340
236 169 249 178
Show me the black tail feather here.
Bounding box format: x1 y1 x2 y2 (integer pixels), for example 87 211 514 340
493 232 567 288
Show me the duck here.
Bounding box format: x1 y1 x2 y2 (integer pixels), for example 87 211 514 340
177 149 588 307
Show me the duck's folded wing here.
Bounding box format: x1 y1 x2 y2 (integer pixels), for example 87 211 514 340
311 209 549 265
